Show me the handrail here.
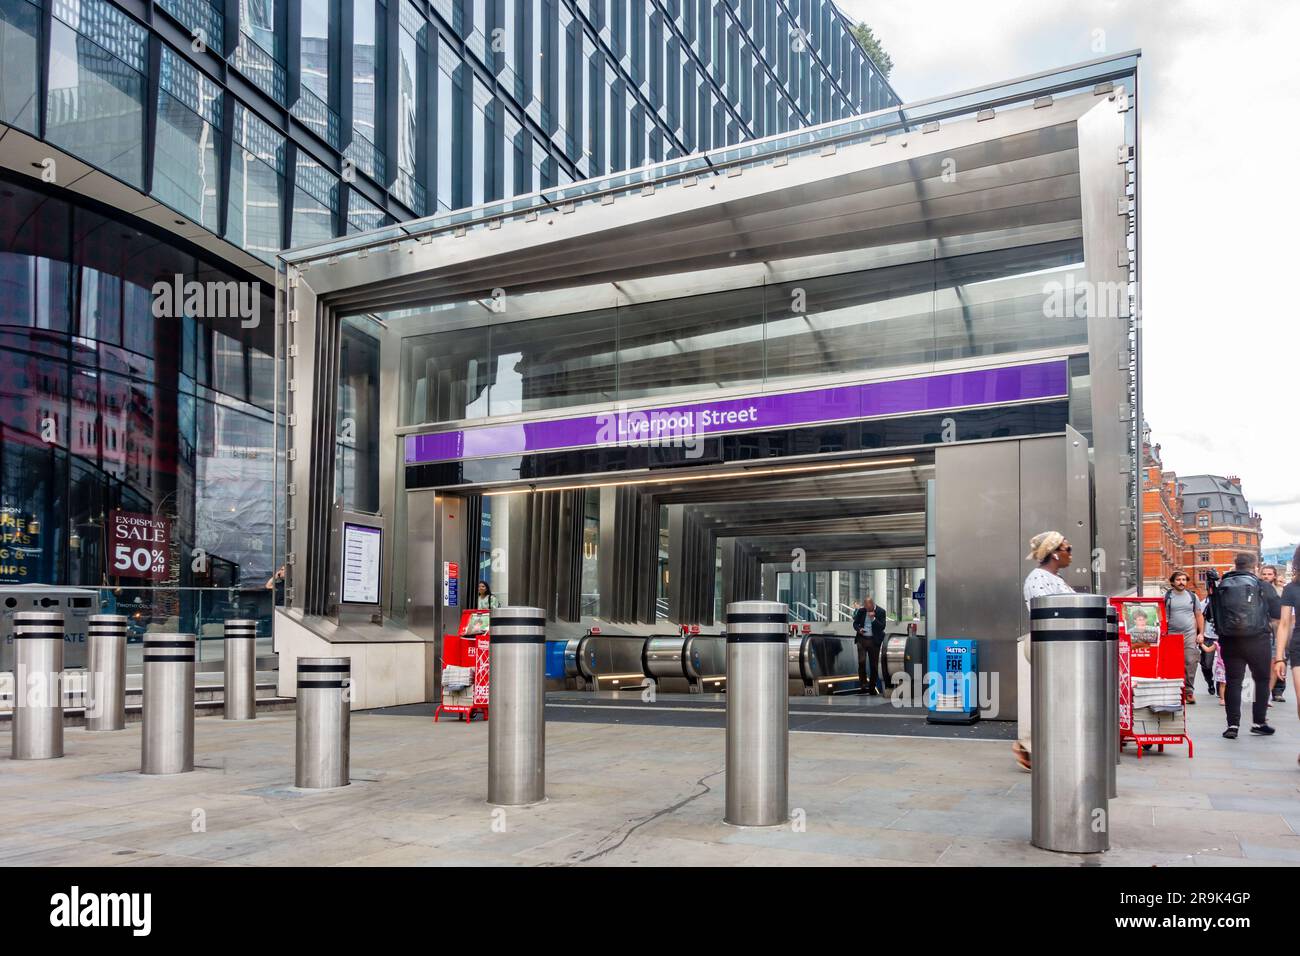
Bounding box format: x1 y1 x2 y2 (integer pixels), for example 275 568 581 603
791 601 827 622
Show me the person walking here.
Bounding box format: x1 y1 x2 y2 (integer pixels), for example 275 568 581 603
1014 531 1077 771
1164 571 1205 703
1198 592 1225 702
1262 564 1287 703
1213 552 1281 739
1272 547 1300 767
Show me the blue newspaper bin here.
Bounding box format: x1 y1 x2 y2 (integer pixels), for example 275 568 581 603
545 640 566 679
926 639 980 724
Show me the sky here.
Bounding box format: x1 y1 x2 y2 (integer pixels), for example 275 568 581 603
837 0 1300 550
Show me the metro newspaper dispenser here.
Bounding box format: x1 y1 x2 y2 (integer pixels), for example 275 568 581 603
926 639 979 724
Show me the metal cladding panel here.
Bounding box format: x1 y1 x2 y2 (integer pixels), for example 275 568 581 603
1076 97 1134 597
1018 436 1086 615
934 439 1022 719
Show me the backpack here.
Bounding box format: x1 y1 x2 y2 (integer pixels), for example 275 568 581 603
1212 572 1270 638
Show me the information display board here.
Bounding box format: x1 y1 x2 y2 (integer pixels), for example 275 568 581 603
340 522 382 605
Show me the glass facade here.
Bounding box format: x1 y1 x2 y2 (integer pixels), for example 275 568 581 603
398 239 1087 428
2 0 898 265
46 0 147 188
0 174 277 650
0 0 897 648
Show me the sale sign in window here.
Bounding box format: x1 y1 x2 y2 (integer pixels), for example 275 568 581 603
107 510 172 580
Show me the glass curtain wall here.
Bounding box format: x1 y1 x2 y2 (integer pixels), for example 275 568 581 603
154 47 223 232
0 175 278 660
226 103 286 259
17 0 900 264
1 0 42 133
46 0 148 188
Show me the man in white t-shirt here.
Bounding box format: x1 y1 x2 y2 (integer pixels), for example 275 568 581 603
1164 571 1205 703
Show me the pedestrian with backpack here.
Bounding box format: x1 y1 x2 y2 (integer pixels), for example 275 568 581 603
1211 552 1282 739
1164 571 1205 703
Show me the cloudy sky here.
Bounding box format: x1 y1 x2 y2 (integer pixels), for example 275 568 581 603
838 0 1300 549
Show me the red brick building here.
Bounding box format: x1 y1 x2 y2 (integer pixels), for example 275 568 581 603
1141 436 1185 593
1180 475 1263 592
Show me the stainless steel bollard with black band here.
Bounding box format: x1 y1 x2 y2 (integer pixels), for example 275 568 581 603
223 619 258 720
11 611 65 760
295 657 351 789
487 607 546 807
141 633 196 775
85 614 128 732
1030 594 1110 853
724 601 789 827
1105 605 1119 799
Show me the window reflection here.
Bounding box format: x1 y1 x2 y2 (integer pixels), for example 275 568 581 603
398 239 1086 427
154 47 222 231
0 174 278 644
225 104 284 259
0 0 41 132
46 17 146 187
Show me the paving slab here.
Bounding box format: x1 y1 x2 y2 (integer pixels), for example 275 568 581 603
0 683 1294 866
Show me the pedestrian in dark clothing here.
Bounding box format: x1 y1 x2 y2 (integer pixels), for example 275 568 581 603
1212 552 1282 738
854 597 886 695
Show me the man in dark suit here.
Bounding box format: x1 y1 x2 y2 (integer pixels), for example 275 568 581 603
854 598 887 695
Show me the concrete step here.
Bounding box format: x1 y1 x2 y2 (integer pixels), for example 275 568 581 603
0 682 279 706
0 682 295 726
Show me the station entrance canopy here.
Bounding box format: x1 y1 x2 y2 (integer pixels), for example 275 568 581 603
274 53 1141 716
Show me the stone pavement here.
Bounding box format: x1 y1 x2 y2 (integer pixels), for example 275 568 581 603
0 685 1296 866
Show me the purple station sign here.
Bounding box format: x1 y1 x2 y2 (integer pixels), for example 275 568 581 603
405 359 1069 465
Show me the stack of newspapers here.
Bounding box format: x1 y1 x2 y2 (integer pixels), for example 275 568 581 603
1131 677 1184 710
441 665 473 692
1130 677 1184 735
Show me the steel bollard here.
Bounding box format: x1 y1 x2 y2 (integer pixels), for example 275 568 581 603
724 601 789 827
295 657 350 789
1105 605 1119 798
223 619 258 720
141 633 195 775
1030 594 1110 853
85 614 128 732
487 607 546 807
11 611 65 759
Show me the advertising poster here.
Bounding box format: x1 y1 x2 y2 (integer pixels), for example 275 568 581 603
443 561 459 607
107 510 171 581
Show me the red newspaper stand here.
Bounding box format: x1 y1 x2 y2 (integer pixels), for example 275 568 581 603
433 609 491 723
1112 596 1193 758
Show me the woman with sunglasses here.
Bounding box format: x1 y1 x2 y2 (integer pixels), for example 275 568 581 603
1013 531 1078 771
